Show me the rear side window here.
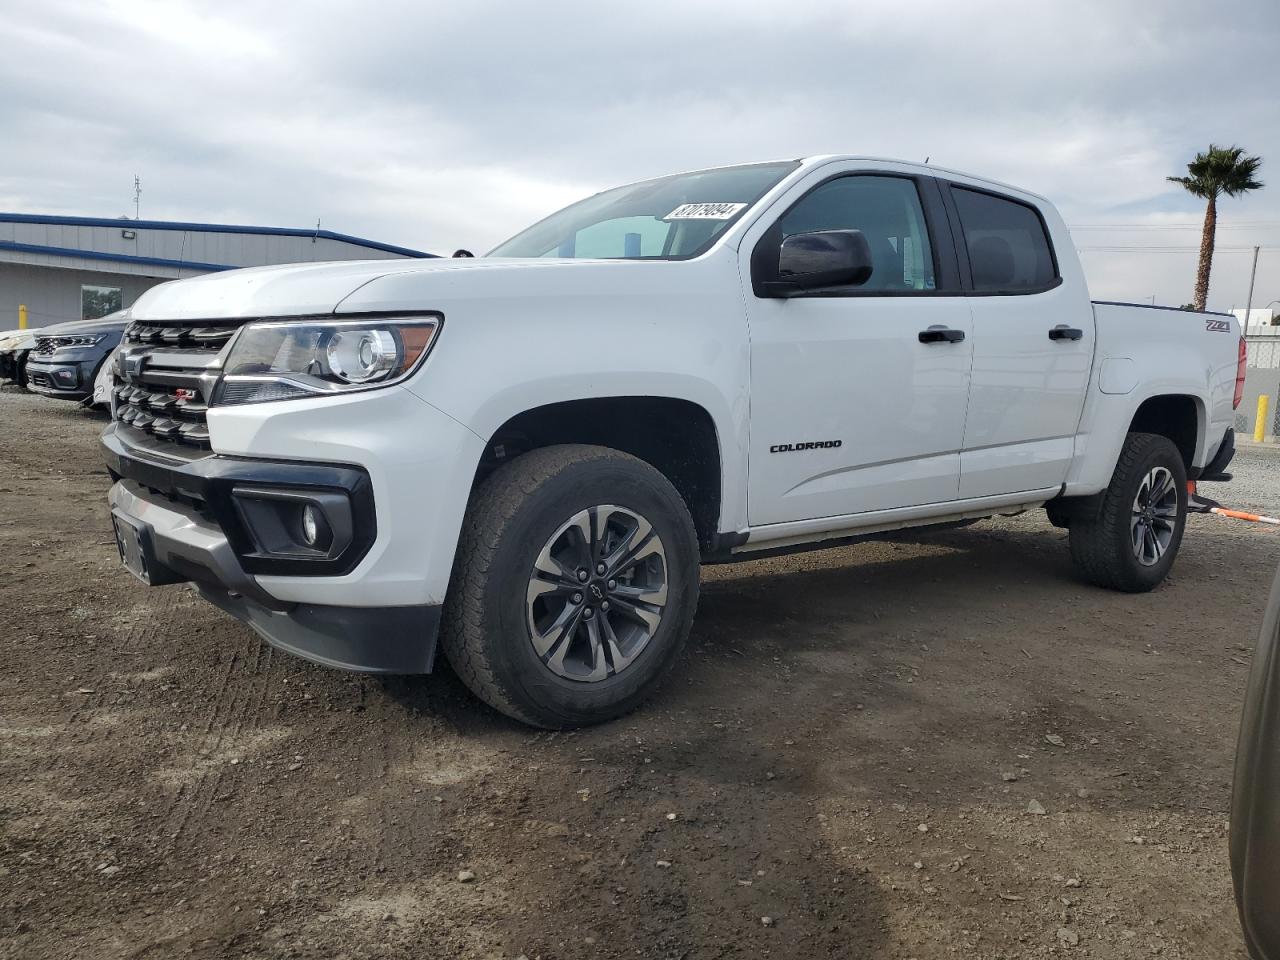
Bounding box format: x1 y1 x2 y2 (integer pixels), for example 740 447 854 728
951 187 1057 292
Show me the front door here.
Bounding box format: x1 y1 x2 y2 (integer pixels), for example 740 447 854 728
743 171 974 527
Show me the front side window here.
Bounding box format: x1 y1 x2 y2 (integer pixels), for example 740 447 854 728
82 285 122 320
951 187 1057 292
776 175 937 292
489 161 799 260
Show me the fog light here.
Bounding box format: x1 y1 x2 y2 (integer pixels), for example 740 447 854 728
301 504 320 546
230 486 350 564
297 502 333 552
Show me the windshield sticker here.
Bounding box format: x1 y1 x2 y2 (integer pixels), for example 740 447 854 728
663 202 748 221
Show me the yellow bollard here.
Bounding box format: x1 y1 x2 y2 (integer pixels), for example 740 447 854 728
1256 394 1270 443
17 304 27 330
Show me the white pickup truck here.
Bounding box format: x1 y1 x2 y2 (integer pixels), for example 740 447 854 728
102 156 1244 727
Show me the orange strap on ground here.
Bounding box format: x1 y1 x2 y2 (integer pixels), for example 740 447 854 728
1210 507 1280 526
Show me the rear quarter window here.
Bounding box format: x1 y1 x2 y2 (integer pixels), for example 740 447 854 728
951 187 1058 293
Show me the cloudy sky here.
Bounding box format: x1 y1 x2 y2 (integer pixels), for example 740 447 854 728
3 0 1278 313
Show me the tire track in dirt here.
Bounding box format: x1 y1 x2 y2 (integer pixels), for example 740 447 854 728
162 627 273 849
54 587 185 792
355 678 464 877
184 632 262 829
336 677 398 875
374 684 394 873
161 643 240 846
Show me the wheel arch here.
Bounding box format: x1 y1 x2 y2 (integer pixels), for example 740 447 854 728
1127 392 1207 473
1063 385 1212 496
470 395 727 554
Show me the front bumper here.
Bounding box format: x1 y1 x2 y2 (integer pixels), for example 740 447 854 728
197 586 441 673
103 425 442 673
26 358 94 399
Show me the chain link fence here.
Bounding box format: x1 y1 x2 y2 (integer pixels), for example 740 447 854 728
1247 336 1280 371
1240 338 1280 439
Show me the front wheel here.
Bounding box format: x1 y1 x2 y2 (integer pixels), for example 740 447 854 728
440 444 700 728
1068 432 1188 592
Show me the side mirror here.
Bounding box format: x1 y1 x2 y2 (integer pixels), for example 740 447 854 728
1232 561 1280 959
774 229 873 294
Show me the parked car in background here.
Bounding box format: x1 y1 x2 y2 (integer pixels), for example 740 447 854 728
26 311 129 402
0 327 36 387
101 156 1241 727
89 346 120 409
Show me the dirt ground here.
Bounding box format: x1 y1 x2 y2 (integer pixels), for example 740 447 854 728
1 385 1275 960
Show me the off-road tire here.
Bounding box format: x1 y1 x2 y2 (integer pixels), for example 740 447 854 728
1068 432 1187 593
439 444 700 727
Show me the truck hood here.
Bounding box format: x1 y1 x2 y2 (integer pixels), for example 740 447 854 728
129 259 444 321
127 256 686 321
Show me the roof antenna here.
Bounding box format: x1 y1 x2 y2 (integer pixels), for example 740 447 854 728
924 156 930 164
313 217 321 244
133 174 141 219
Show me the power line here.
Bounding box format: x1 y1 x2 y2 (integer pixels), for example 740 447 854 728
1076 245 1280 253
1070 220 1280 229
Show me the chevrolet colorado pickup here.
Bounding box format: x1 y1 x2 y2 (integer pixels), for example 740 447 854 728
101 156 1244 727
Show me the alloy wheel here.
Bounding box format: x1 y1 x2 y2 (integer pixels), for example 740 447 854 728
525 504 668 682
1130 466 1179 566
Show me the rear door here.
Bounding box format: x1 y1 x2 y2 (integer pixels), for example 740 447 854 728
742 169 974 526
943 184 1094 498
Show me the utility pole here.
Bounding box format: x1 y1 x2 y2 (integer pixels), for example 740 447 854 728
134 175 141 220
1243 245 1260 332
1239 247 1266 440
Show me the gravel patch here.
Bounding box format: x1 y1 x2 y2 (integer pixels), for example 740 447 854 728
1209 441 1280 517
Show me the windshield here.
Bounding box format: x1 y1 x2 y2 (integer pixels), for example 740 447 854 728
488 161 800 260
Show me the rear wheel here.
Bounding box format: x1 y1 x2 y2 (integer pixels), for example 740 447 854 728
440 444 700 727
1068 432 1187 592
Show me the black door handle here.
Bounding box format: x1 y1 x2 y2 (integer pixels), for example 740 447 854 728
918 327 966 344
1049 325 1084 341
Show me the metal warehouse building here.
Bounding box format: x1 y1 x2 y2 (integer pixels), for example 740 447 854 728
0 213 433 329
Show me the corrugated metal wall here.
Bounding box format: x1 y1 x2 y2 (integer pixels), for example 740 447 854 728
0 263 165 328
0 218 430 329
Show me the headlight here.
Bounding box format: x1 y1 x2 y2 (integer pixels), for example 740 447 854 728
56 334 108 347
215 316 440 406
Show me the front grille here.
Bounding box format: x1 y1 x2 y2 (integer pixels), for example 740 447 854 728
28 370 52 389
111 319 243 452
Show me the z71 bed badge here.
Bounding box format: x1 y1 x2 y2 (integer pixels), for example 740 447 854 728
1205 318 1231 333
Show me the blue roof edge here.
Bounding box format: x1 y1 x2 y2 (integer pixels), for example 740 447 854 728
0 212 435 258
0 239 234 273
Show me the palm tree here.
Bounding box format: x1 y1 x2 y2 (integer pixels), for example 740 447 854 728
1168 145 1263 311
